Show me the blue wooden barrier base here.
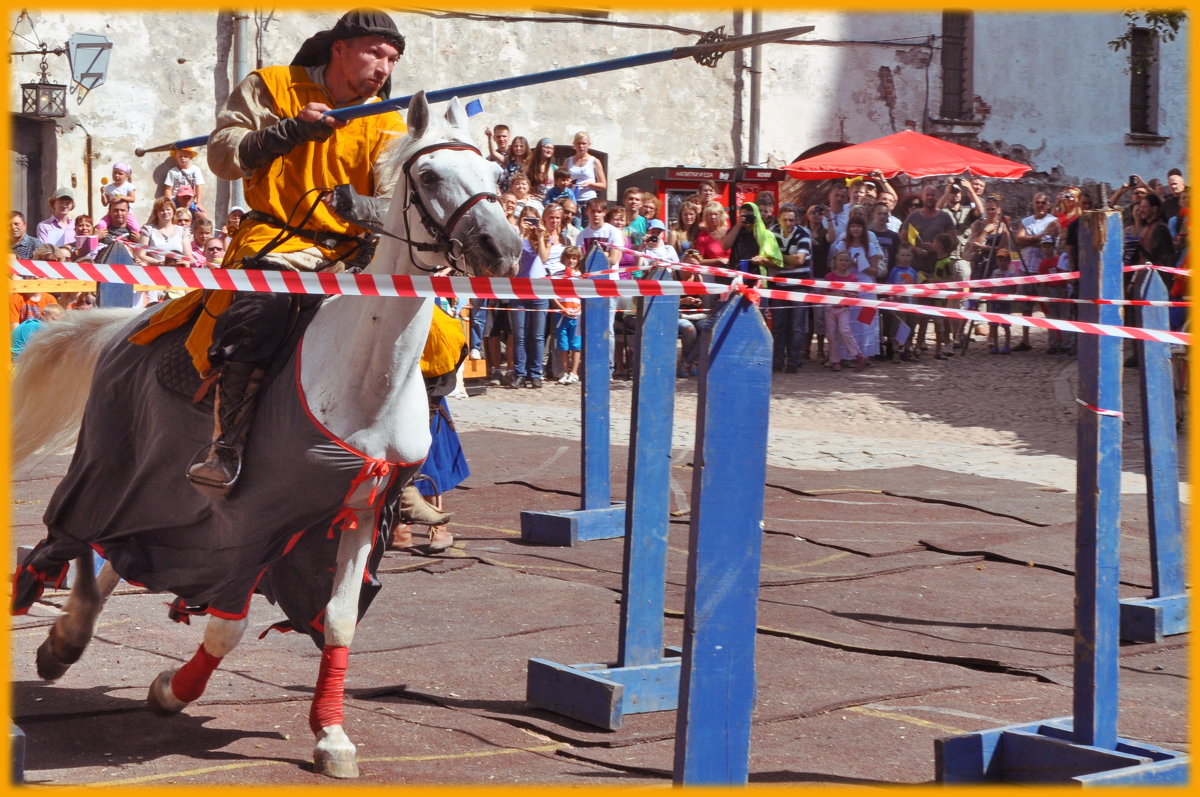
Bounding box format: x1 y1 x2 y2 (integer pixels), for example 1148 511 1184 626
526 647 682 730
1118 595 1189 643
936 718 1188 784
519 504 625 546
936 213 1188 785
10 723 25 783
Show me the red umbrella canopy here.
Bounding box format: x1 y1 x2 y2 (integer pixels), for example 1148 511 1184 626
783 130 1031 180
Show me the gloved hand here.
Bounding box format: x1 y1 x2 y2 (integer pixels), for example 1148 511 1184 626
328 184 390 234
237 115 337 171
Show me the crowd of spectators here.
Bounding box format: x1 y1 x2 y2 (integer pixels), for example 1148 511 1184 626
11 122 1188 382
460 123 1188 385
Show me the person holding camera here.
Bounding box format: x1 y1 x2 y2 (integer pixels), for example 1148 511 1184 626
508 207 551 388
937 177 982 240
721 201 782 284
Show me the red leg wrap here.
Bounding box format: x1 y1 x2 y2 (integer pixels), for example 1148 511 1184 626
309 645 350 736
170 643 224 703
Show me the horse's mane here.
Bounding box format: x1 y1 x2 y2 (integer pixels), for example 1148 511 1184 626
373 96 466 200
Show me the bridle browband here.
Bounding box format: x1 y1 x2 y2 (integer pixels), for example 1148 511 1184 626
390 140 501 273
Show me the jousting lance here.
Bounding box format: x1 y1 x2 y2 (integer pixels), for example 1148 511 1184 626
134 24 814 156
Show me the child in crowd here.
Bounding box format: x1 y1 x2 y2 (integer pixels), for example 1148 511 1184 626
164 147 205 210
101 162 137 207
1036 235 1072 353
987 248 1019 354
824 250 867 372
543 169 576 207
509 174 542 217
550 245 584 384
928 232 964 360
70 215 99 261
885 243 920 362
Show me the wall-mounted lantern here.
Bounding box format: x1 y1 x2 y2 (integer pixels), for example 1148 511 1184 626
21 58 67 119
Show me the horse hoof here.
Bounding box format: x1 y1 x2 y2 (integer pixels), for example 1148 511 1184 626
147 670 189 715
314 729 359 778
313 747 360 779
35 638 73 681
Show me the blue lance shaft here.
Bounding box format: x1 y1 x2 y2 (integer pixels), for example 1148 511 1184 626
134 25 813 156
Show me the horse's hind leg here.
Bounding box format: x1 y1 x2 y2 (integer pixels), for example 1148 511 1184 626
148 614 249 714
36 554 121 680
311 508 377 779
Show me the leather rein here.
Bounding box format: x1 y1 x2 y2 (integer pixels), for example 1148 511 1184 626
389 141 501 273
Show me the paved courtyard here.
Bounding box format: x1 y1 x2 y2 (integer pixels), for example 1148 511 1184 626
10 327 1189 785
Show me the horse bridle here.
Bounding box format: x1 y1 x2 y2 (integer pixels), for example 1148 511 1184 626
390 141 501 273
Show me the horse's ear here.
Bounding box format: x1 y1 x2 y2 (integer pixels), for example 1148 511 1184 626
444 97 469 135
406 91 429 139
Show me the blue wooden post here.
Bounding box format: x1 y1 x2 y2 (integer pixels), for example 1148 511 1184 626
673 295 772 785
1071 211 1125 751
935 211 1188 784
526 294 684 729
520 247 625 545
95 241 138 308
1120 269 1188 641
10 724 25 783
618 294 679 667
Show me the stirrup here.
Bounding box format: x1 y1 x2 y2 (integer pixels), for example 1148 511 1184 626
186 442 243 498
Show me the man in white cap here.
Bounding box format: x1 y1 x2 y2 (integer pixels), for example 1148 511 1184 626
36 187 77 248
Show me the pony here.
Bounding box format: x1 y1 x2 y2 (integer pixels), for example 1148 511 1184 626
10 92 520 778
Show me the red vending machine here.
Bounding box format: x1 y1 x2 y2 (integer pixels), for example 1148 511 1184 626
616 166 734 224
616 166 789 224
731 168 789 218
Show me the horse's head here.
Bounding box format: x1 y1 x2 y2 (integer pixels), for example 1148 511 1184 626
379 91 519 278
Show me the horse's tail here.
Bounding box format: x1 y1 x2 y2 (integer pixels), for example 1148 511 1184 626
11 307 142 472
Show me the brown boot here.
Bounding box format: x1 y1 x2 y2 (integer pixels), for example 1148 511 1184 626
388 523 414 550
186 362 264 498
426 524 454 552
398 483 452 526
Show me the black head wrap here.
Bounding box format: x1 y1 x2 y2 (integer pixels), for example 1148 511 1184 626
291 9 405 100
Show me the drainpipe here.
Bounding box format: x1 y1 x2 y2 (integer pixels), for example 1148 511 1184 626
748 11 762 166
84 132 95 218
229 10 250 210
731 12 744 167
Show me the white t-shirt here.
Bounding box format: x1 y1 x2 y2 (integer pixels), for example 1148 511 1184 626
164 165 205 191
830 232 883 276
576 222 624 279
1018 213 1057 273
641 242 680 276
103 181 137 202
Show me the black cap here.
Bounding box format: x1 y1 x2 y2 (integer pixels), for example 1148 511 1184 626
292 9 405 99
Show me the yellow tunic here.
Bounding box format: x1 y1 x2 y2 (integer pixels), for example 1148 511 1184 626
130 65 408 374
420 304 468 379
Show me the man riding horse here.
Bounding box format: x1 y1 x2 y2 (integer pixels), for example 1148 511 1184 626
134 9 449 526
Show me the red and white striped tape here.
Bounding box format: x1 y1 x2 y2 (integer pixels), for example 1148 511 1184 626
10 257 1188 346
604 244 1188 306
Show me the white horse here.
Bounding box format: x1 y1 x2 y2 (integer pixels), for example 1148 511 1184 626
10 92 519 778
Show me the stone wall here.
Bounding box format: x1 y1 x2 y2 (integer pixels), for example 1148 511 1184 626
10 10 1187 224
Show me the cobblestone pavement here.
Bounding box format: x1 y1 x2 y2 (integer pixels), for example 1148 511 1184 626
451 328 1189 496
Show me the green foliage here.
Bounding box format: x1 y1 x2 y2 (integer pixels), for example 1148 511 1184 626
1109 11 1186 51
1109 11 1186 73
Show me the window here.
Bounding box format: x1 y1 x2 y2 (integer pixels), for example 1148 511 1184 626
940 11 973 121
1129 27 1159 135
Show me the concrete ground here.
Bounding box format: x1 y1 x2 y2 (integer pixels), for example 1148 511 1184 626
9 329 1189 785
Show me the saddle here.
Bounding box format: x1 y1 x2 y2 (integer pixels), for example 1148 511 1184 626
150 294 324 409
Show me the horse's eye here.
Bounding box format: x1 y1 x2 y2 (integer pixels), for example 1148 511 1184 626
419 170 439 187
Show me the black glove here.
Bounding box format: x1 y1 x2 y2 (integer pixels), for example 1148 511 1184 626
329 184 390 234
237 115 336 171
